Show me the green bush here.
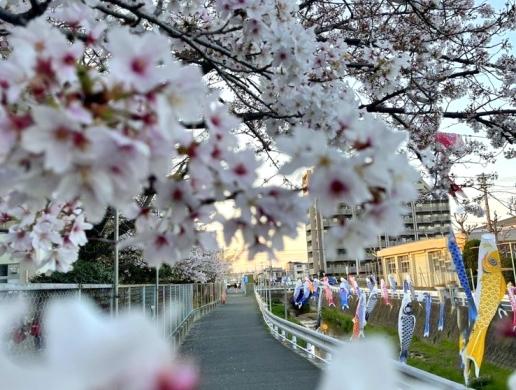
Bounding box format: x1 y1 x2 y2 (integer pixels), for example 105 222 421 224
321 307 353 333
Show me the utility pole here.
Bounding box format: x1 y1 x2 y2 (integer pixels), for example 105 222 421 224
314 199 326 275
478 173 494 234
352 206 360 275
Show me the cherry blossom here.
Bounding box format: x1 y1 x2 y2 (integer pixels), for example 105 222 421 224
0 0 511 283
68 214 92 247
21 106 91 174
0 297 196 390
0 0 512 388
108 27 170 93
309 165 372 217
318 337 402 390
171 247 228 283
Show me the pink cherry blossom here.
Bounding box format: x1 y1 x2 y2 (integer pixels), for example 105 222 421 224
108 28 170 92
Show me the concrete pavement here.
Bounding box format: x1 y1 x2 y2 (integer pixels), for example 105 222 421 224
180 294 321 390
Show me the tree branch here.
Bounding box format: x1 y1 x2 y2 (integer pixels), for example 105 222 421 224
0 0 51 26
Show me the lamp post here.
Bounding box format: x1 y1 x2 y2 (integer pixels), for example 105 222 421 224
155 265 159 319
269 260 272 311
113 209 119 316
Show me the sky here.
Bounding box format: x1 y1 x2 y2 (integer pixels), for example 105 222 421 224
444 0 515 224
219 0 515 273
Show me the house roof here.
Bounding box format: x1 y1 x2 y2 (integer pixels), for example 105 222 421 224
377 237 448 258
472 216 516 231
469 216 516 242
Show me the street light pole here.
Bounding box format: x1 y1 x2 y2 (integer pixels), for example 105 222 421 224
155 265 160 319
113 209 119 316
269 261 272 311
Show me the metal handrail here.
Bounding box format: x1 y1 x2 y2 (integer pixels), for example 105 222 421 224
254 284 511 310
255 287 468 389
328 285 512 311
170 300 219 337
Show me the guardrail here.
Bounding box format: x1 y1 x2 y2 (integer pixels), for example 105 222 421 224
327 285 512 311
255 287 468 390
255 283 512 311
170 299 220 348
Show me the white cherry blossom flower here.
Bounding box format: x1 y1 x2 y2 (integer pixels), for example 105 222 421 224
48 40 85 84
317 337 401 390
277 126 328 174
68 213 92 247
21 106 92 174
55 167 113 223
142 230 180 266
164 64 206 123
30 219 64 254
5 227 32 252
155 180 199 221
309 164 371 216
40 245 79 273
108 28 170 92
0 297 193 390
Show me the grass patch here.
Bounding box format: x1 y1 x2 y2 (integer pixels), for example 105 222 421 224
271 303 301 324
321 308 512 390
321 307 353 334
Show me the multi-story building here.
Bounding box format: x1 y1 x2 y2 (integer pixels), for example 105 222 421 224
286 261 308 280
304 174 451 277
0 233 34 284
255 267 286 284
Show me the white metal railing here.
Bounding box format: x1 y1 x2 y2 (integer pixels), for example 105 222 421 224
254 283 512 311
255 287 468 390
328 285 512 311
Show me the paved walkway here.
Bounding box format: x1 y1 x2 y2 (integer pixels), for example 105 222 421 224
180 294 321 390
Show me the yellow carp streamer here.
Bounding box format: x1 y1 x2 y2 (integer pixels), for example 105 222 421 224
461 235 506 381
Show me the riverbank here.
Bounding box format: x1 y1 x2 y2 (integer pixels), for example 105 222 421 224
319 307 512 390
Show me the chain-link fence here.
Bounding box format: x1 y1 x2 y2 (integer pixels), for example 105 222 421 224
0 282 223 356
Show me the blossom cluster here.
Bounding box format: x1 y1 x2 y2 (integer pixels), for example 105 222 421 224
0 6 315 270
0 196 91 272
170 248 229 283
0 0 425 272
0 298 198 390
0 0 419 272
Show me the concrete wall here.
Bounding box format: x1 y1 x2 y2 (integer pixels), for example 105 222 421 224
325 290 516 370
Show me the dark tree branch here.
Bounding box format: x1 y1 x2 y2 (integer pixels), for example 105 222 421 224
0 0 51 26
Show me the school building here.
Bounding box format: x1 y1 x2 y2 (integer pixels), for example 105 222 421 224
376 236 465 288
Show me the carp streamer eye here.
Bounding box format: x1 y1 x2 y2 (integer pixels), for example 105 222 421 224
488 257 497 266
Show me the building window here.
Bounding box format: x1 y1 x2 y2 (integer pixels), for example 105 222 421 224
8 263 19 277
386 257 396 274
0 264 7 283
428 250 441 263
398 255 410 274
429 250 446 284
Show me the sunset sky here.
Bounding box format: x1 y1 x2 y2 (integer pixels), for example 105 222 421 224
216 226 308 274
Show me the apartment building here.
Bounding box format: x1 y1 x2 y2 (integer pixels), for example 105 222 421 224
305 175 451 277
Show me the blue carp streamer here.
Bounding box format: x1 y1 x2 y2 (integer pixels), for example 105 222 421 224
448 231 477 323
